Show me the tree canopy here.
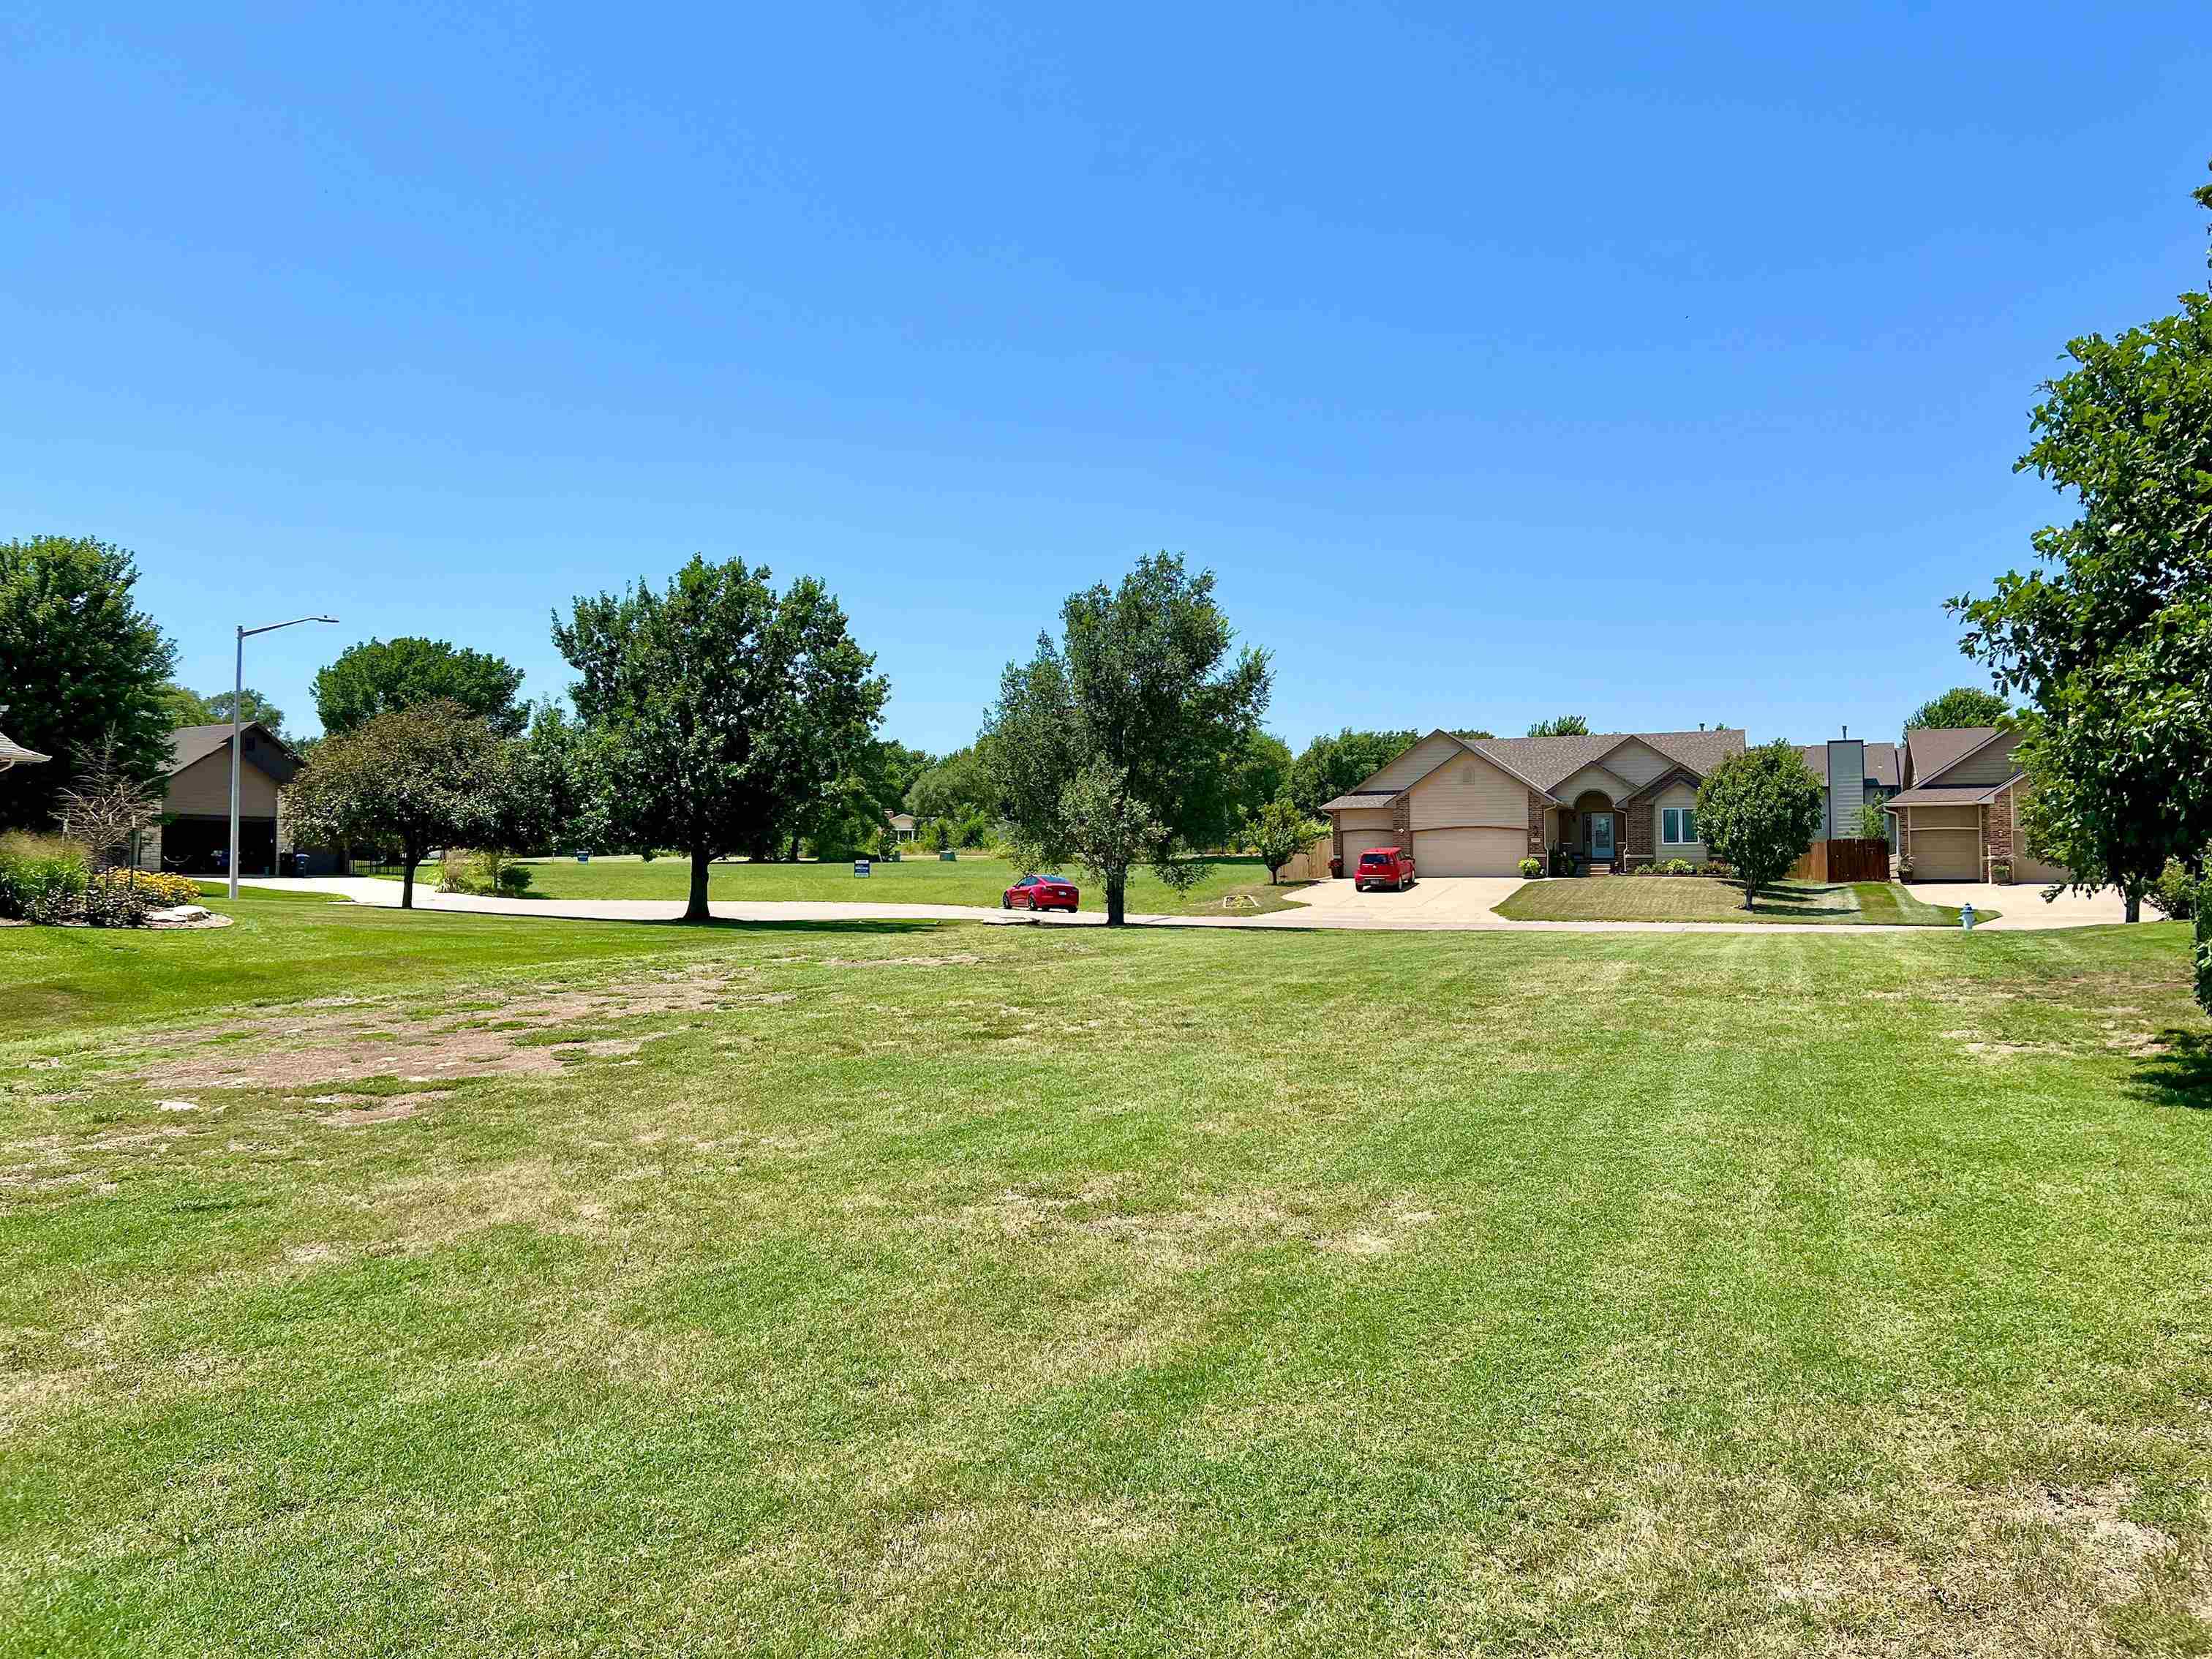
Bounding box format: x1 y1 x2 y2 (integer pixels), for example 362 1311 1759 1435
282 701 519 910
0 535 176 830
1696 741 1824 911
1285 729 1416 818
554 557 887 920
162 684 287 737
905 745 994 827
1906 687 2011 730
1526 715 1591 737
982 553 1271 925
1952 165 2212 929
312 637 527 738
1244 797 1325 884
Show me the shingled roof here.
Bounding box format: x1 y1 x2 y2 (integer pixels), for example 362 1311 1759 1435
163 723 304 784
1459 729 1748 796
1903 726 2011 787
0 728 50 767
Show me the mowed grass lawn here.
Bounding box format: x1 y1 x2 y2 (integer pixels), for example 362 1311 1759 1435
369 851 1313 916
1497 875 1990 926
5 893 2211 1655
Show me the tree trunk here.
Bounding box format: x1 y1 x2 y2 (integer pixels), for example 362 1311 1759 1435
400 857 418 911
685 849 712 922
2125 889 2141 924
1107 869 1127 927
789 833 802 863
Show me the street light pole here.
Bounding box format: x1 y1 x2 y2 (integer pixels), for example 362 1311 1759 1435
229 614 339 900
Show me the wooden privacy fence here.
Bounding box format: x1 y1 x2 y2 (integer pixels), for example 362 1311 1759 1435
1788 838 1892 883
1276 835 1335 883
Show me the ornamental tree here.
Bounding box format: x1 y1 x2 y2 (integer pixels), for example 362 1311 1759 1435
282 700 519 909
983 553 1271 925
1696 740 1824 910
1952 165 2212 923
1245 796 1326 884
0 535 176 831
554 557 887 921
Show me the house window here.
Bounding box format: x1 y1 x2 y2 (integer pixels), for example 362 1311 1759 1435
1662 807 1698 845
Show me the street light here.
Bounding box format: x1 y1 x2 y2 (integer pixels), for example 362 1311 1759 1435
230 615 339 899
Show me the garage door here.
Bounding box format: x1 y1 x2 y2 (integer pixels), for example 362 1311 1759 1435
1341 829 1396 870
1415 827 1526 876
2013 852 2072 884
1912 828 1981 881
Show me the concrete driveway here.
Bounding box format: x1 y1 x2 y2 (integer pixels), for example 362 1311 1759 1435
1245 876 1527 930
1903 881 2132 930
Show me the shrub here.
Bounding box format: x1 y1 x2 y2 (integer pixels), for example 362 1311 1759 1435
0 832 91 922
2149 857 2200 922
1664 859 1696 876
438 848 534 896
1517 857 1542 879
82 869 153 928
111 869 200 906
1990 858 2013 885
1696 860 1734 878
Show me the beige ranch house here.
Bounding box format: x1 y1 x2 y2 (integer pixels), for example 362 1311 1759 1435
1322 728 1748 876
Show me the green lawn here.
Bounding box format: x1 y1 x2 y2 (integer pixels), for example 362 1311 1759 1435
4 893 2209 1654
364 851 1314 916
1496 875 1993 926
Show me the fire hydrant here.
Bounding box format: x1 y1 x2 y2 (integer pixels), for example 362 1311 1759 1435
1960 901 1976 932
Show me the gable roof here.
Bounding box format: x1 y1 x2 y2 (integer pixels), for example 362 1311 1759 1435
1797 741 1901 790
0 729 50 767
164 723 303 784
1904 726 2017 789
1461 729 1748 797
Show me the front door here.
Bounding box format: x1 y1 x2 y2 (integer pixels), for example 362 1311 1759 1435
1588 813 1614 862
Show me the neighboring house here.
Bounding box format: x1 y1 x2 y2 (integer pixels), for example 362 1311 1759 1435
0 729 52 772
1886 726 2071 883
1797 737 1901 845
1321 727 1748 876
130 723 309 876
886 811 917 843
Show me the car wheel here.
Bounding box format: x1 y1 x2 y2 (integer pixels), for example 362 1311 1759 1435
1028 894 1039 911
1001 894 1010 908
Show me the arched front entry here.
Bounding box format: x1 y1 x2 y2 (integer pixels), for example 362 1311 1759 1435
1570 789 1617 865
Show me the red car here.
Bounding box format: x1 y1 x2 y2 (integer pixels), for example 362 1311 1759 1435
1003 873 1080 913
1353 846 1417 892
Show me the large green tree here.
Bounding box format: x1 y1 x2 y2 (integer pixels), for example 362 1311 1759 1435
982 553 1271 926
554 557 887 921
1219 731 1293 845
1696 740 1824 911
312 637 527 737
1284 728 1417 818
1952 166 2212 930
282 700 519 910
1526 714 1591 737
905 745 993 828
0 535 176 830
1906 688 2011 730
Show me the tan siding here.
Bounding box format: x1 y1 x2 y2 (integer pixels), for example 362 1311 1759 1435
1360 733 1465 792
164 751 276 818
1333 807 1393 832
1405 751 1524 830
1600 740 1670 789
1911 805 1980 829
1930 736 2020 788
1557 765 1632 804
1652 780 1709 862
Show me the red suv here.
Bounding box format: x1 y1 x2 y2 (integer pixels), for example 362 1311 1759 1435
1353 846 1416 892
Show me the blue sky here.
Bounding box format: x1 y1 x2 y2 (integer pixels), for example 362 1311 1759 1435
4 4 2207 753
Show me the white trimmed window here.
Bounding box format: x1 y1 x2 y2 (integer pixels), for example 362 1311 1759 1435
1662 806 1698 845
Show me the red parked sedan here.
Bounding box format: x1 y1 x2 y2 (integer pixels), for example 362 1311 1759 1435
1003 873 1080 913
